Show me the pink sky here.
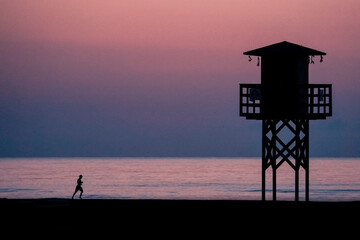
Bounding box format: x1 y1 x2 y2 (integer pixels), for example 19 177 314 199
1 0 360 156
2 1 359 49
1 0 360 93
2 0 360 81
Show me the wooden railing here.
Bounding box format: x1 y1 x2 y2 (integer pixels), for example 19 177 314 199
239 84 332 120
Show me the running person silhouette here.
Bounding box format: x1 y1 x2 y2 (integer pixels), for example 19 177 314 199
72 175 83 199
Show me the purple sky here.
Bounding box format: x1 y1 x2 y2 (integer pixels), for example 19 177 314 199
1 0 360 157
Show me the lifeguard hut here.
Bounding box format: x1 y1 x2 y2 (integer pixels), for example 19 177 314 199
240 41 332 201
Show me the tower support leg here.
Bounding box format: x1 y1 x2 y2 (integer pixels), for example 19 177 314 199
272 164 276 201
305 120 309 201
262 161 266 201
262 119 309 201
261 120 266 201
295 168 299 201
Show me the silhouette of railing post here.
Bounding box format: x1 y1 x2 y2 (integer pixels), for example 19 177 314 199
240 41 332 201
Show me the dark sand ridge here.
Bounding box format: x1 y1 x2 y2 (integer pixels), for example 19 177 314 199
1 198 359 236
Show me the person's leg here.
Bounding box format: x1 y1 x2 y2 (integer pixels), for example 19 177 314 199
79 187 83 199
72 187 78 199
72 190 77 199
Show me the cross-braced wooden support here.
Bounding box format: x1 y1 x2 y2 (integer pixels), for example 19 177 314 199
262 119 309 201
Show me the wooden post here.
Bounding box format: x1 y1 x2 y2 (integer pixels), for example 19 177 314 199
272 164 276 201
295 119 300 201
262 120 266 201
305 120 310 202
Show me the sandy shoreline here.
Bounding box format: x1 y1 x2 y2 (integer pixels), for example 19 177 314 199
1 198 359 235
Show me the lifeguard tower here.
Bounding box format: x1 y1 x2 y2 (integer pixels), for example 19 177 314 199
240 41 332 201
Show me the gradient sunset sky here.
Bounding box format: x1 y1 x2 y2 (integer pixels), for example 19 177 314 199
1 0 360 157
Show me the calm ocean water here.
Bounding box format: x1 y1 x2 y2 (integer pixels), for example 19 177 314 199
0 158 360 201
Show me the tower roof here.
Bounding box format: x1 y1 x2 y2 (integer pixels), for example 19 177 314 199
243 41 326 56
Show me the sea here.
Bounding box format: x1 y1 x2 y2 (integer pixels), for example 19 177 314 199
1 158 360 201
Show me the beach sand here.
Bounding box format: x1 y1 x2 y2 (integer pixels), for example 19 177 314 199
1 198 359 236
